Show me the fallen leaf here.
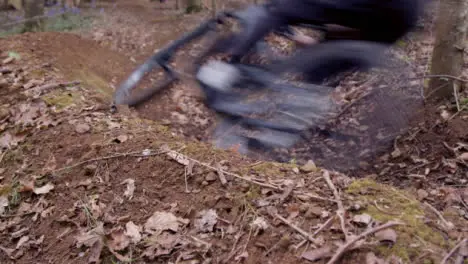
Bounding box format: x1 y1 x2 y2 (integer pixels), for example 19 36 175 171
352 213 373 226
459 152 468 161
194 209 218 233
0 245 14 258
375 228 398 244
251 217 268 231
366 252 386 264
125 221 142 244
108 228 130 251
115 135 128 143
122 179 135 200
88 239 104 264
143 232 180 259
300 160 318 173
75 123 91 134
145 211 180 234
16 236 29 249
0 195 8 215
301 246 333 262
33 183 54 194
76 222 105 248
0 131 27 149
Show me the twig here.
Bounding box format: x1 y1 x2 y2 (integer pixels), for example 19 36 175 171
453 82 461 112
52 149 167 174
270 211 321 245
419 74 468 83
166 149 282 190
424 202 455 230
326 221 403 264
322 170 348 240
441 238 467 264
293 191 338 203
313 216 335 237
184 166 190 193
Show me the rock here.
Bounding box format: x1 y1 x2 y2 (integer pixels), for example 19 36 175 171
205 172 217 182
352 213 372 226
305 206 323 219
416 189 429 201
75 123 91 134
300 160 318 173
201 181 209 186
84 164 98 176
2 57 14 65
0 79 8 89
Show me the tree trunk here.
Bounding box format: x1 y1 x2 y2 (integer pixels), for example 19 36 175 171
428 0 468 101
184 0 201 13
23 0 45 32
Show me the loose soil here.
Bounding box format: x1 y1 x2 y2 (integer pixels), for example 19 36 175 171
0 1 466 264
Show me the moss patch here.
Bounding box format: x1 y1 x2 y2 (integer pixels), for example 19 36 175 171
347 179 451 262
42 90 82 110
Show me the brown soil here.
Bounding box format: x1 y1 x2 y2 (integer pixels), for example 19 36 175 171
0 1 467 264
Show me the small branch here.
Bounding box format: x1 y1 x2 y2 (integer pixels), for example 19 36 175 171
270 211 321 246
441 238 467 264
326 221 403 264
322 170 348 240
418 74 468 83
424 202 455 230
53 149 167 174
166 149 282 190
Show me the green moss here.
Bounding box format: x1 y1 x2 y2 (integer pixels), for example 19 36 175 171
347 179 450 261
42 91 82 110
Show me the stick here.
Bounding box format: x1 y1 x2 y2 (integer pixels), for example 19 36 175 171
326 221 403 264
441 238 467 264
166 149 282 190
322 170 348 240
270 212 321 245
53 149 167 174
424 202 455 230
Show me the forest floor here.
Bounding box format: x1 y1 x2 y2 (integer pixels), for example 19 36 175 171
0 1 467 264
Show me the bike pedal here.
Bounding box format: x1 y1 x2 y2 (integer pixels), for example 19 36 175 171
246 129 300 149
196 60 241 92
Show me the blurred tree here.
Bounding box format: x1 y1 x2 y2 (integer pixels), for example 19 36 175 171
428 0 468 101
184 0 202 13
23 0 45 32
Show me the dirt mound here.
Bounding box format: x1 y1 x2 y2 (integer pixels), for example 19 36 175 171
1 31 136 99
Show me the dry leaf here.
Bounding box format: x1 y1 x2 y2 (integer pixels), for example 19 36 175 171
375 228 398 244
143 232 180 259
16 236 29 249
76 222 105 248
301 246 333 261
116 135 128 143
194 209 218 233
216 164 227 185
88 239 104 264
459 152 468 161
0 245 14 258
352 213 373 226
33 183 54 194
108 228 130 251
145 211 180 234
300 160 318 173
75 123 91 134
122 179 135 200
251 217 268 231
125 221 142 244
0 131 26 149
366 252 386 264
0 195 8 215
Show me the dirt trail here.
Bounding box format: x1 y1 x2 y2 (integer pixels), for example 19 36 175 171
0 1 467 264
